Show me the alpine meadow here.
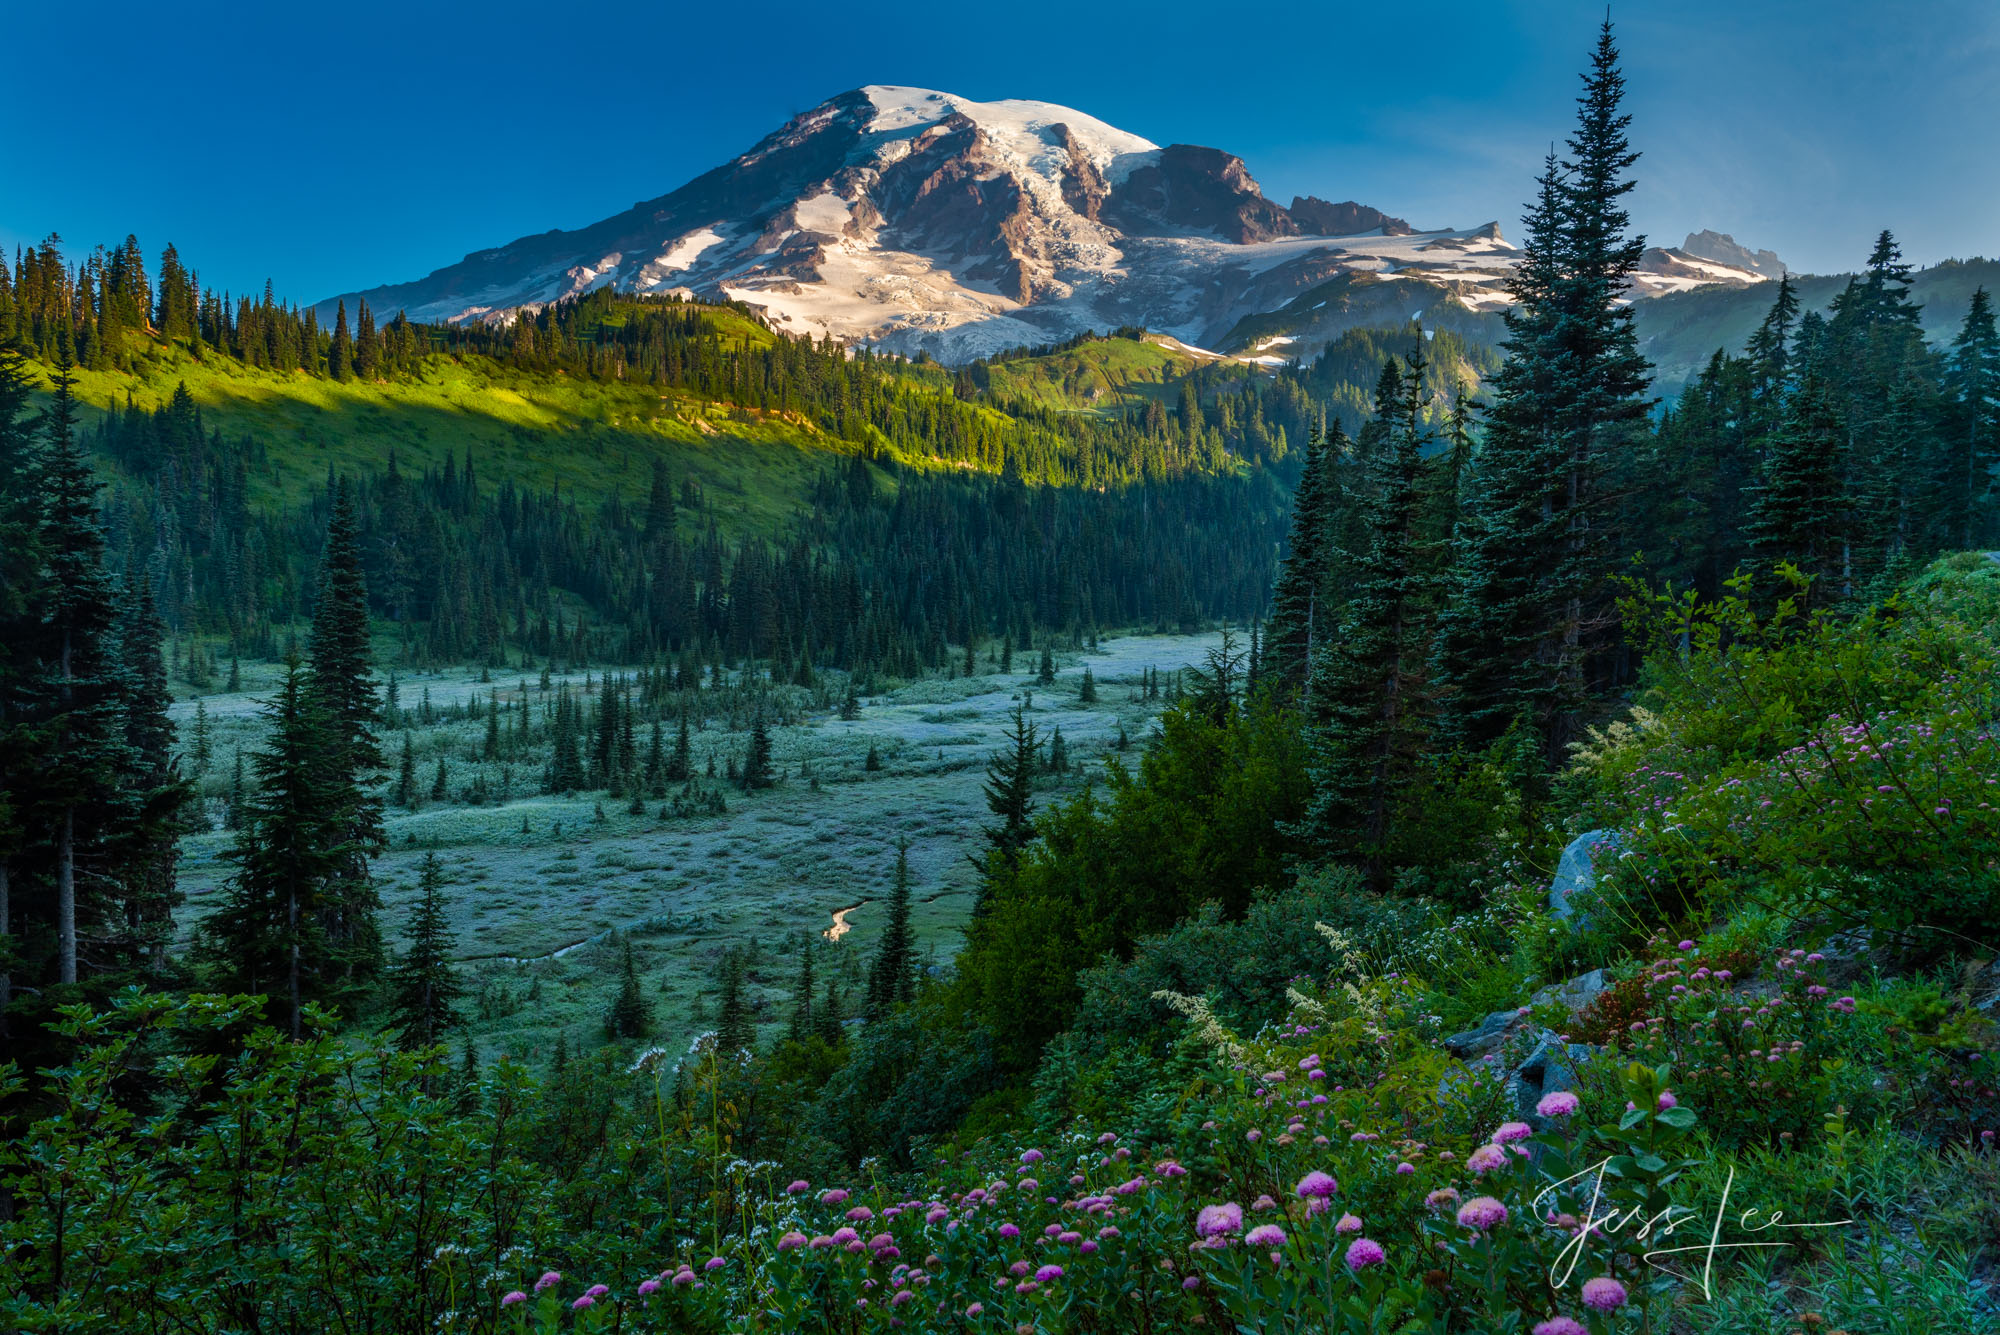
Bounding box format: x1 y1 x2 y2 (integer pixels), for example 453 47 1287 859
5 11 2000 1335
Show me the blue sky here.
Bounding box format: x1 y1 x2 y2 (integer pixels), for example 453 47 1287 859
4 0 1994 304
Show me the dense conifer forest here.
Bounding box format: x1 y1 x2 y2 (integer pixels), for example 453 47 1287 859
3 19 2000 1334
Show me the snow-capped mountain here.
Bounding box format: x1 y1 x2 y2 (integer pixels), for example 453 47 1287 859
322 87 1776 363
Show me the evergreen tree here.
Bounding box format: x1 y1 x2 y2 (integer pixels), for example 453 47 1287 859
546 690 585 792
1945 286 2000 548
430 756 448 803
1267 420 1346 693
604 934 652 1040
329 299 352 381
1037 646 1055 685
394 732 417 807
813 975 844 1046
976 707 1040 908
1303 352 1437 887
307 478 384 980
30 340 132 985
1434 24 1651 765
865 838 917 1017
1078 664 1097 704
666 712 692 783
1746 369 1851 601
387 851 464 1050
715 948 753 1052
114 578 188 967
200 661 353 1039
787 942 816 1042
864 743 882 772
190 699 212 777
0 339 44 1021
741 712 774 791
1046 726 1068 775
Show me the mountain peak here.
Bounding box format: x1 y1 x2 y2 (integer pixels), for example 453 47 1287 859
318 90 1595 362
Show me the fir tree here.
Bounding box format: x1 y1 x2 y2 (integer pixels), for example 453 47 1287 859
395 732 417 808
866 838 917 1018
1746 369 1851 601
1266 420 1346 693
31 339 132 985
813 975 844 1046
329 299 352 381
115 577 188 967
864 743 882 772
976 707 1039 908
787 942 816 1042
666 712 692 783
715 948 752 1052
430 756 448 803
387 852 464 1050
604 935 652 1040
741 712 774 791
1078 664 1097 704
201 661 354 1039
1302 352 1437 887
1945 286 2000 548
1037 646 1055 685
307 478 384 980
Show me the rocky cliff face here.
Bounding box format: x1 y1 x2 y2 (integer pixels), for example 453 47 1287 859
320 86 1772 363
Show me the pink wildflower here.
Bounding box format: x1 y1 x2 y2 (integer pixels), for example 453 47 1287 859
1534 1320 1587 1335
534 1271 562 1293
1195 1202 1244 1238
500 1291 527 1307
1456 1196 1509 1230
1491 1121 1534 1144
1294 1170 1338 1199
1581 1277 1628 1311
1345 1238 1386 1270
1245 1223 1287 1248
1536 1091 1580 1118
1467 1143 1510 1175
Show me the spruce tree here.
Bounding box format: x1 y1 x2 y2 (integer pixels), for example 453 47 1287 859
715 948 752 1052
1037 646 1055 685
813 975 844 1046
666 712 692 783
0 339 43 1020
201 661 353 1039
114 578 188 967
976 707 1039 909
1746 369 1851 601
307 478 384 980
1078 664 1097 704
787 943 816 1042
741 712 774 791
1303 352 1437 887
604 935 652 1040
387 851 464 1050
31 340 132 985
1434 19 1652 765
395 732 417 807
1266 420 1346 693
1946 286 2000 548
866 838 917 1017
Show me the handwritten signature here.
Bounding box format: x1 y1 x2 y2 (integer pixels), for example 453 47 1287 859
1533 1159 1852 1298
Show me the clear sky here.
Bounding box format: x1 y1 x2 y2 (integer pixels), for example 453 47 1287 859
4 0 1994 304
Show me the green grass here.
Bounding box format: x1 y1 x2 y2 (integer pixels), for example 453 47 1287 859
34 323 868 540
980 336 1201 414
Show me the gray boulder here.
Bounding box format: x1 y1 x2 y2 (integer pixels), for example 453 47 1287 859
1443 1008 1532 1061
1549 830 1622 924
1511 1030 1599 1129
1531 968 1608 1014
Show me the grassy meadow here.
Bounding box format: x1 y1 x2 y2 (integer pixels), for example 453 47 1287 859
169 633 1223 1065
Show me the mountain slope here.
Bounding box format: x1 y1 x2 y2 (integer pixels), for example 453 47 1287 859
322 87 1778 365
